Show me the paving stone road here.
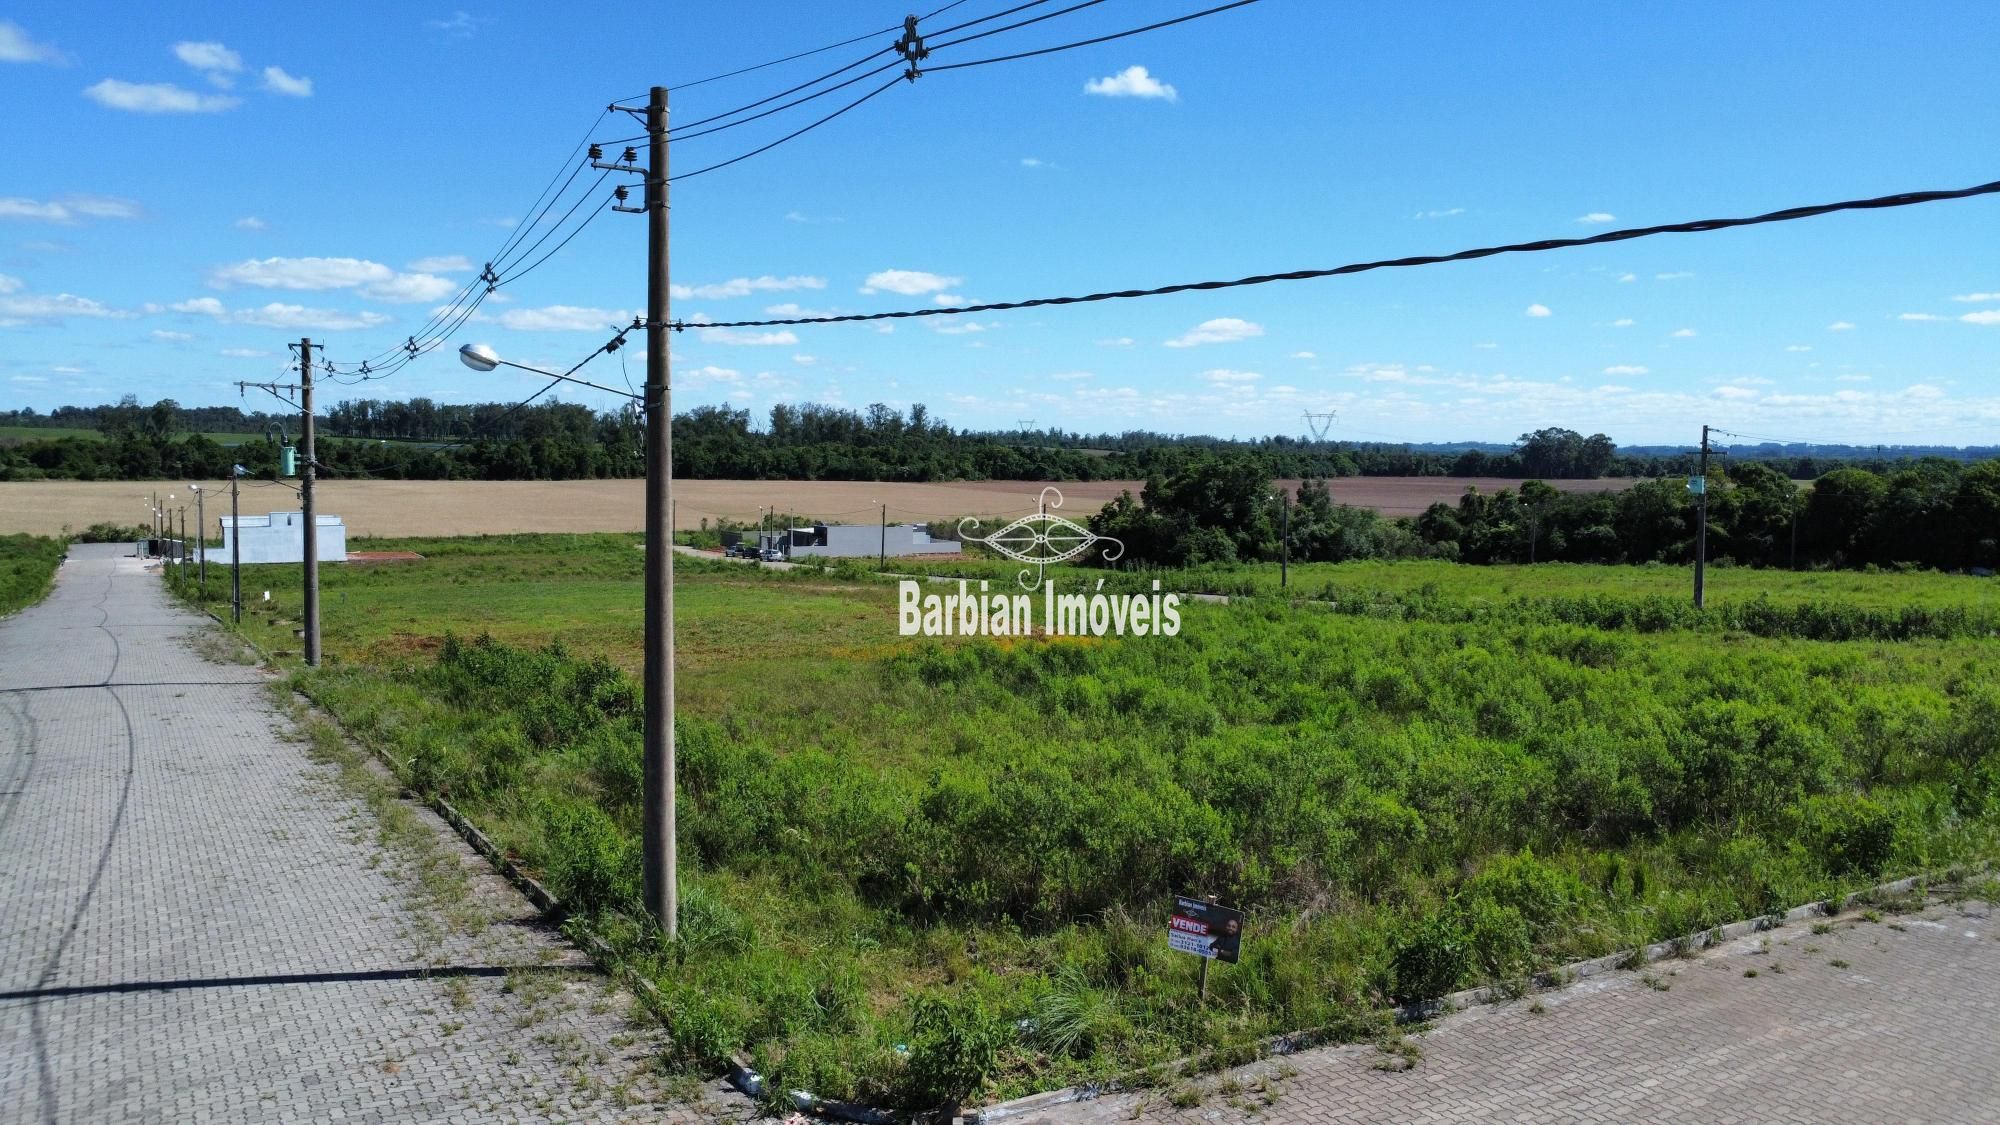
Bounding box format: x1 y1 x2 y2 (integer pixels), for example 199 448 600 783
1000 900 2000 1125
0 544 758 1124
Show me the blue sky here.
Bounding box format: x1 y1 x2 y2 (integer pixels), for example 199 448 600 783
3 1 1997 446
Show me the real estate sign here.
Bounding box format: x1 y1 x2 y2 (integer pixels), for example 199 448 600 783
1167 895 1243 964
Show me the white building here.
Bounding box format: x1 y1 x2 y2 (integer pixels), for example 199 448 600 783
202 511 348 565
779 523 961 560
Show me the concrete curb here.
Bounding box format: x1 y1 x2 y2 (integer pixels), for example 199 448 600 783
965 866 1981 1124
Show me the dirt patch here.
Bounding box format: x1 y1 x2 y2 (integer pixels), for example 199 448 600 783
0 477 1642 537
346 551 426 564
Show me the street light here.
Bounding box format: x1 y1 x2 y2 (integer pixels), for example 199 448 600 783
459 339 676 938
458 343 641 403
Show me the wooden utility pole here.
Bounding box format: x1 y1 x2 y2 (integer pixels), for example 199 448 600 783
1694 424 1710 610
640 85 677 938
299 338 321 665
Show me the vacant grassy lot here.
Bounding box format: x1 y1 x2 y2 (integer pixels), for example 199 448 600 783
0 476 1639 537
0 533 67 616
0 425 264 447
176 537 2000 1112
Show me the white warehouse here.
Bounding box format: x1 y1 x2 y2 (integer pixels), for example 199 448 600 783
202 511 348 565
778 523 961 560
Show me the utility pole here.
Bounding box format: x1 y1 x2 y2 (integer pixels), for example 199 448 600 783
298 337 322 666
192 485 206 595
880 502 888 570
177 507 187 574
639 85 677 938
1694 424 1710 609
230 468 242 623
1278 490 1289 589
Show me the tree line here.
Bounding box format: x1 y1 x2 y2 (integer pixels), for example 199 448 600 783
1087 455 2000 572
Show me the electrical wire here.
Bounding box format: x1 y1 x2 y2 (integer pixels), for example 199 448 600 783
668 75 906 184
427 327 641 455
925 0 1115 54
494 188 618 285
683 179 2000 329
926 0 1062 38
670 57 906 143
672 0 970 90
926 0 1259 72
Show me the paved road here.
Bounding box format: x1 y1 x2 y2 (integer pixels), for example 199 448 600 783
1005 899 2000 1124
0 545 751 1123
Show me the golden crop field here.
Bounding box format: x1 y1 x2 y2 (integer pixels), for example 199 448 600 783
0 476 1636 538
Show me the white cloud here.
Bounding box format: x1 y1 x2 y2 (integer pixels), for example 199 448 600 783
1655 271 1695 281
150 329 193 341
361 273 456 303
428 10 482 36
172 41 242 74
1289 351 1316 359
1 20 66 64
1020 157 1049 168
933 293 966 306
1204 368 1262 385
0 194 140 223
495 305 630 332
1165 317 1263 347
783 210 843 225
1828 321 1855 331
791 354 816 366
84 79 239 113
1603 365 1650 376
699 327 798 346
403 255 467 274
219 347 270 358
218 301 389 330
0 292 130 321
170 297 227 316
934 320 996 335
1785 344 1812 352
1950 292 2000 303
1525 303 1552 318
1096 337 1134 347
1898 312 1946 322
262 66 312 96
0 273 19 294
761 302 836 319
235 216 267 231
1671 327 1696 337
860 269 960 296
683 364 743 385
1617 273 1637 283
1713 386 1759 401
1575 212 1615 224
1414 208 1464 219
670 274 823 301
10 374 48 383
1084 65 1177 101
1963 310 2000 326
1611 318 1634 327
209 256 393 290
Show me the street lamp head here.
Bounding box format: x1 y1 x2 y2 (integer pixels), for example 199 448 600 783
459 343 501 372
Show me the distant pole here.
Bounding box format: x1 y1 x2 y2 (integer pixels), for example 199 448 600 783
178 507 187 573
1694 424 1710 610
230 470 242 623
880 502 888 570
1279 491 1289 589
194 486 206 595
300 336 322 666
639 84 678 939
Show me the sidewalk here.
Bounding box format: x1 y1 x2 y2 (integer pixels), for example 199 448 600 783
0 544 748 1123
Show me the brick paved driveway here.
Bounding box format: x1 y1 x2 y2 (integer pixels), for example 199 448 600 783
1002 901 2000 1124
0 544 753 1123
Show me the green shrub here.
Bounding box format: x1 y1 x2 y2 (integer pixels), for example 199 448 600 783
1389 913 1470 1002
899 990 1008 1112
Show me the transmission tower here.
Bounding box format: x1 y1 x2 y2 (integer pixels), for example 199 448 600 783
1303 409 1337 443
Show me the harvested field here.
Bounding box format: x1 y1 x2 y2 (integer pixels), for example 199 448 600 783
0 476 1639 538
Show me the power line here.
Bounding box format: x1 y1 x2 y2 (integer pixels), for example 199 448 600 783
926 0 1115 55
681 179 2000 329
926 0 1260 72
669 75 907 184
673 1 969 90
495 186 618 285
669 57 906 144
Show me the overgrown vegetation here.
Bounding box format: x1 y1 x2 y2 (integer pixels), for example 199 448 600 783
175 535 2000 1111
0 533 67 616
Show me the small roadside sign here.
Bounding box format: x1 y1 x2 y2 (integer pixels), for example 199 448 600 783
1168 895 1243 964
1686 475 1706 495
